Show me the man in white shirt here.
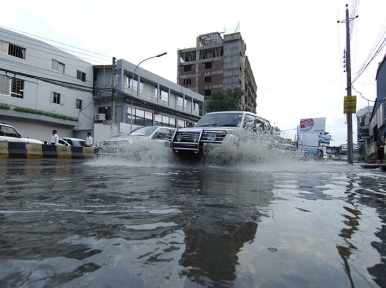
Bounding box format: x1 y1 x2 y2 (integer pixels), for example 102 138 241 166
85 132 93 147
50 130 59 145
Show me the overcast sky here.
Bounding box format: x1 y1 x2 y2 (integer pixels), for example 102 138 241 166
1 0 386 146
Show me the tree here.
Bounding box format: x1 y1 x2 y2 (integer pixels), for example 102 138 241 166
206 88 244 112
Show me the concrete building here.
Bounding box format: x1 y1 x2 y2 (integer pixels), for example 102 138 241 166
0 27 94 141
356 106 372 156
367 53 386 155
0 27 203 144
177 32 257 112
93 59 204 143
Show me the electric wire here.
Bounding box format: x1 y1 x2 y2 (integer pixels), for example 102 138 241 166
0 24 111 64
0 58 94 86
0 29 109 66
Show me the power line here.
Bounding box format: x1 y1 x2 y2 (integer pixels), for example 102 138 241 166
0 24 111 62
0 66 94 93
0 28 109 66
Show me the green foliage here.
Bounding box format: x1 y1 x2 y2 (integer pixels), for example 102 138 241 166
8 106 78 122
0 103 10 110
206 88 244 112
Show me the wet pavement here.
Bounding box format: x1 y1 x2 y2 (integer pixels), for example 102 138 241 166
0 155 385 287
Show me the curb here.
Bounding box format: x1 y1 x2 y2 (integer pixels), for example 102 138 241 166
0 142 95 159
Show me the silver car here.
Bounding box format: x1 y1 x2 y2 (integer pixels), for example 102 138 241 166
97 126 176 155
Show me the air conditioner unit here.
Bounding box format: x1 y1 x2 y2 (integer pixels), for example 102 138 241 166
95 113 106 121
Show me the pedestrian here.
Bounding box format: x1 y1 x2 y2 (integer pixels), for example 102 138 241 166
376 135 385 164
50 130 59 145
85 132 93 147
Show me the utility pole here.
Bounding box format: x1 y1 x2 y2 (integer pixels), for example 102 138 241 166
345 5 353 164
111 57 116 135
338 4 358 164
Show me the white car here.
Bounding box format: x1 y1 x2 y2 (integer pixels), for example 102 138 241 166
96 126 175 155
60 137 87 147
0 123 44 144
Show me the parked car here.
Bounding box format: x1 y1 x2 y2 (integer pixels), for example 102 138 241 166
61 137 87 147
96 126 176 155
0 123 44 144
169 111 272 159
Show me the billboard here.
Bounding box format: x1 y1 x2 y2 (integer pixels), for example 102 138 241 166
299 118 326 133
298 117 327 154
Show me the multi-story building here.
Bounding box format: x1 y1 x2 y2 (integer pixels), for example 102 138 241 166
0 27 94 141
367 53 386 155
93 58 204 142
0 27 203 144
177 32 257 112
356 106 372 156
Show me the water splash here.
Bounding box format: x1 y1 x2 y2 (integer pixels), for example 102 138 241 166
92 130 359 174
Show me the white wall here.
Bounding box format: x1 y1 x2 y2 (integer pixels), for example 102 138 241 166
0 27 94 134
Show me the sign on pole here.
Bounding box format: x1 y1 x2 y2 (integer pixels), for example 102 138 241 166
344 96 356 114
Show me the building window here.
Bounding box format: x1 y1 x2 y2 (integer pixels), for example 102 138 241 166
11 79 24 98
52 92 61 104
0 40 26 59
204 62 212 69
0 75 10 95
205 76 212 83
183 78 192 85
76 98 82 109
184 65 192 72
205 89 211 96
52 59 65 74
77 70 86 82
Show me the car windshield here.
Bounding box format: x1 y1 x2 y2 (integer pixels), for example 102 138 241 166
0 125 21 138
130 126 158 137
196 112 243 127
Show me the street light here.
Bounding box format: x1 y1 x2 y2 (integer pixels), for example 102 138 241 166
130 52 167 133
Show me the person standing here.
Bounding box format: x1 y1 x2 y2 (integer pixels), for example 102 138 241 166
376 135 385 164
50 130 59 145
85 132 93 147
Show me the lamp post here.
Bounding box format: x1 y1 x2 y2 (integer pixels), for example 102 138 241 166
129 52 167 133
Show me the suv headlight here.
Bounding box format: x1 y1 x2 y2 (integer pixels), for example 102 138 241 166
204 130 227 141
206 133 216 141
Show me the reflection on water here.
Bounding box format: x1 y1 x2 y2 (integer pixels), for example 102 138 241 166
0 146 386 287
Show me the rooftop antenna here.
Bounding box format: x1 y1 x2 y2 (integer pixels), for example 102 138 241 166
235 22 240 32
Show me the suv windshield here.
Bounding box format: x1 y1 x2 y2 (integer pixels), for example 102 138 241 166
196 112 243 127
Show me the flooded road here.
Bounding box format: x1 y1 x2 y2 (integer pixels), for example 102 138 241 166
0 154 385 287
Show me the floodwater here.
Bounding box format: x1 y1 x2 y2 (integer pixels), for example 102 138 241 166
0 139 386 287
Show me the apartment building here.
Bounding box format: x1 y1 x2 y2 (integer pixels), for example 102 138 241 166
356 106 372 156
367 53 386 155
0 27 204 144
177 32 257 112
93 59 204 141
0 27 94 141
